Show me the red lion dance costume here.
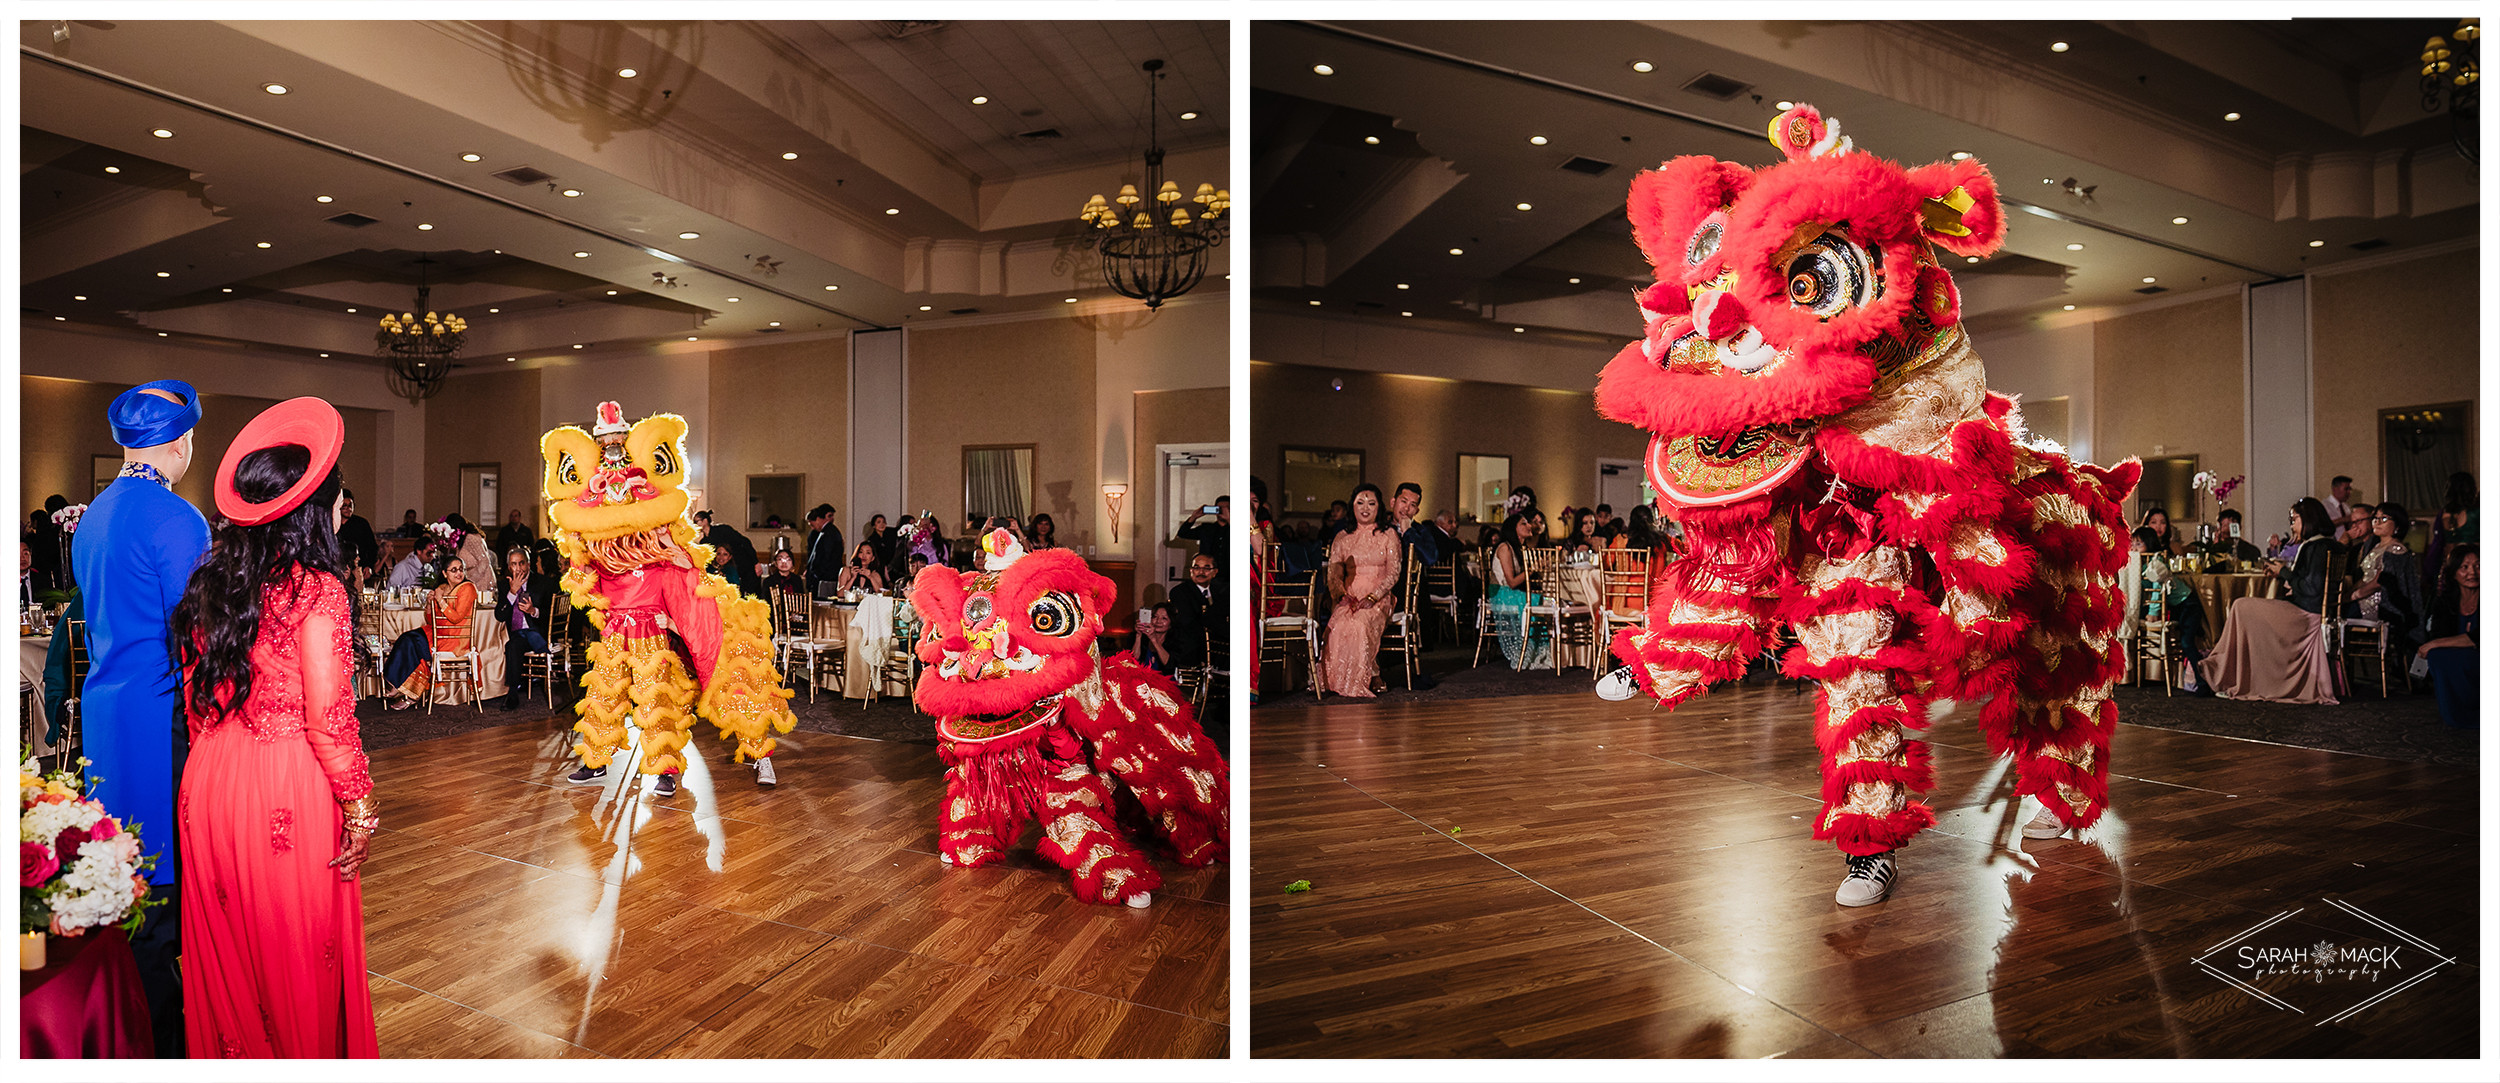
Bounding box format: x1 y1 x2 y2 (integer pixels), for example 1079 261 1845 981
909 530 1227 907
1594 107 2138 905
542 401 797 788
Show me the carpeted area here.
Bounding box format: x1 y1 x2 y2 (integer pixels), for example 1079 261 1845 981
1259 646 2477 769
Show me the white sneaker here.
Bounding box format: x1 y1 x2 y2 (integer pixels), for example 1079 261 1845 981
2023 804 2069 840
755 758 777 787
1835 851 1897 907
1123 892 1152 909
1595 666 1641 701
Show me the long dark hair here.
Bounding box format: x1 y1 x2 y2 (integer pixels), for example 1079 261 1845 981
1346 483 1391 538
2435 542 2479 619
2443 472 2477 517
172 444 347 722
1625 504 1665 550
2291 497 2335 543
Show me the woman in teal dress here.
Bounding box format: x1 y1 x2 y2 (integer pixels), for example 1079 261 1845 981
1488 509 1551 669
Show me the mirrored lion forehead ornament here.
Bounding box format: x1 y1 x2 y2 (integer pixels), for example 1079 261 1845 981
542 401 796 782
907 528 1227 907
1595 107 2140 902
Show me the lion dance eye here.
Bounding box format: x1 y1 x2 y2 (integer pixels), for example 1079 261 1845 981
557 452 579 487
1027 592 1081 637
1684 218 1723 267
1783 232 1872 318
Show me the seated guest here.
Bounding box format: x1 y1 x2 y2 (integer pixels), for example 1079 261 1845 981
861 514 893 567
758 549 805 598
2336 502 2376 549
494 546 556 709
2213 508 2265 565
2136 532 2208 691
1487 510 1552 670
903 552 930 588
2425 471 2477 598
385 542 431 589
1132 603 1177 675
1319 485 1400 697
2198 498 2343 704
381 553 477 710
392 508 424 537
1560 507 1598 554
2132 506 2181 558
903 516 948 577
1319 499 1353 543
19 541 37 609
835 542 886 595
2350 502 2423 640
1167 552 1221 671
2416 544 2478 728
1026 513 1062 551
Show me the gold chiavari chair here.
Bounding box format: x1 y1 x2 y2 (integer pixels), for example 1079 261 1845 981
518 592 576 709
775 588 842 703
1596 547 1653 655
1376 549 1422 690
1421 559 1462 649
425 597 484 713
1258 546 1323 699
1522 547 1598 675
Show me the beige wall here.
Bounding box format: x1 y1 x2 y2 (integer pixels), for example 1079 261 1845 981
422 366 543 535
2092 295 2246 525
705 337 848 553
907 319 1099 548
2310 246 2481 507
1131 386 1228 609
1250 361 1648 527
20 376 381 529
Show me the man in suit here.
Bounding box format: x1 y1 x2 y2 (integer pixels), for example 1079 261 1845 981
494 544 560 709
336 487 380 572
803 503 844 596
696 510 762 597
20 541 38 609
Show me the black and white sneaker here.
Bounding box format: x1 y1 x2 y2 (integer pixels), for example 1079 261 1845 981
651 772 679 798
1835 850 1897 907
564 764 607 785
1595 665 1641 701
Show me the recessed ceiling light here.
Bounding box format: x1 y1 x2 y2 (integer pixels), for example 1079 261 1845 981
574 251 590 258
2051 42 2070 53
726 296 741 302
155 271 170 278
573 344 586 349
508 356 519 360
254 241 272 249
1180 111 1198 120
1568 277 1582 284
1512 327 1525 333
488 307 499 313
971 95 989 105
686 338 697 342
2308 239 2325 247
2062 304 2076 310
1400 311 1413 317
885 208 901 215
918 305 932 311
617 68 638 78
72 295 86 301
1775 100 1795 110
2142 276 2157 283
315 195 333 203
2223 112 2242 121
1063 297 1077 303
1630 60 1654 73
606 290 618 295
782 152 799 160
52 316 64 321
417 223 434 230
321 353 332 358
1518 202 1537 212
151 128 173 138
1308 300 1321 306
1313 64 1335 76
1528 135 1548 145
2065 242 2085 251
1449 248 1464 256
561 189 581 197
768 321 781 327
679 231 700 239
262 83 288 95
823 285 840 291
1364 136 1380 145
1965 256 1981 264
1950 151 1972 160
461 153 481 162
221 288 233 293
156 332 168 337
346 307 357 312
2172 216 2190 225
1396 283 1410 289
103 166 120 174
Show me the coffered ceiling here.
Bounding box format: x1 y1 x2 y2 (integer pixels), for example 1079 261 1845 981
20 19 1229 380
1252 18 2477 345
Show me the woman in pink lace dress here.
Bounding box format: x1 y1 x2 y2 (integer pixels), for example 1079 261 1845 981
170 398 379 1058
1322 484 1403 697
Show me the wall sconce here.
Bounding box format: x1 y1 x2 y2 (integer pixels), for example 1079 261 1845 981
1102 483 1130 541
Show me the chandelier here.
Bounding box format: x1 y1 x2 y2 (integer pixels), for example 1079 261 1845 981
2421 19 2480 161
375 256 467 401
1078 59 1229 310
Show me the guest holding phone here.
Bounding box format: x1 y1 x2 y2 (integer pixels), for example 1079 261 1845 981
1179 496 1230 579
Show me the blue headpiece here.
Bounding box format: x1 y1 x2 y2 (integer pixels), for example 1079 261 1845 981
107 379 202 449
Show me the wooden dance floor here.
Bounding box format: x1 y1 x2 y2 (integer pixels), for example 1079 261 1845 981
358 713 1227 1058
1251 684 2479 1057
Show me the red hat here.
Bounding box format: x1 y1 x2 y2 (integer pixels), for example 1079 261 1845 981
215 397 345 525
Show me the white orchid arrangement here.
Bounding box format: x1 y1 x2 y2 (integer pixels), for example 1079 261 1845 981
48 504 88 534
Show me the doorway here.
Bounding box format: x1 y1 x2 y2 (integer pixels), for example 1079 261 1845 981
1595 457 1645 520
1157 442 1229 585
458 464 500 531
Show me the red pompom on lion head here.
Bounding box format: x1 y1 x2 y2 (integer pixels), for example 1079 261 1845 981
1597 106 2004 510
908 543 1116 719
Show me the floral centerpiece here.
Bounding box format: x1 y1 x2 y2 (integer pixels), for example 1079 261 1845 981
2188 471 2249 570
20 759 161 940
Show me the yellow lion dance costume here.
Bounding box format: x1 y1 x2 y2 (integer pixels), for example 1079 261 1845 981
542 400 796 785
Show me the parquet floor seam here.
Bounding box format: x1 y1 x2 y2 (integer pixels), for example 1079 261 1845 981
368 971 611 1058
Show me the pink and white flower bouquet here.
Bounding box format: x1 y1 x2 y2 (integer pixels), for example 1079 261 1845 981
19 759 161 936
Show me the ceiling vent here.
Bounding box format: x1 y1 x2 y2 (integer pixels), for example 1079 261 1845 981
2133 285 2169 295
1559 155 1615 176
1015 128 1063 140
325 211 380 228
1680 72 1751 101
948 307 980 315
491 165 555 186
2348 238 2390 251
754 326 786 334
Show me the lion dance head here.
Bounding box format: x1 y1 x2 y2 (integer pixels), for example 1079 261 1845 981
540 401 709 576
1596 105 2007 510
908 529 1116 720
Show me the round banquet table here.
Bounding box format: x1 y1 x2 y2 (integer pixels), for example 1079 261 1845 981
21 634 56 756
2174 571 2279 651
19 926 154 1058
370 603 509 703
